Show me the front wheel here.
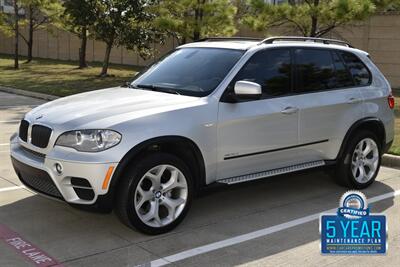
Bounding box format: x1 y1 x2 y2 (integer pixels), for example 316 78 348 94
115 153 193 235
334 130 381 189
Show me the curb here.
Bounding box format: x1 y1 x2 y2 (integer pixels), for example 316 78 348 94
0 86 59 101
382 154 400 169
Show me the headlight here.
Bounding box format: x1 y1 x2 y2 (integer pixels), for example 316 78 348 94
55 130 121 152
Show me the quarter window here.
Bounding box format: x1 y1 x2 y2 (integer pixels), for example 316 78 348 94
339 51 371 86
295 49 336 92
332 51 354 88
232 49 292 98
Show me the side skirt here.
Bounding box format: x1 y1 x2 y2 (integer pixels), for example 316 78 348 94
217 160 326 185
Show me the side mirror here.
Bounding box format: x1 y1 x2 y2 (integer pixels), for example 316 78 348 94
234 81 262 100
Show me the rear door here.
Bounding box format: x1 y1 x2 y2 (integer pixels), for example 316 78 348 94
292 48 365 161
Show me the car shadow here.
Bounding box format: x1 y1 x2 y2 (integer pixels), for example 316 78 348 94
0 167 396 266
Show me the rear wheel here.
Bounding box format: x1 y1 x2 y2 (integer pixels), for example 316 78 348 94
334 130 381 189
115 153 193 235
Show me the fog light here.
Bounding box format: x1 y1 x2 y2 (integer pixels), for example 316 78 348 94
55 163 63 175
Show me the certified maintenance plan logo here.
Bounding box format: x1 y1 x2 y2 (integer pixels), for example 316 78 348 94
320 191 387 254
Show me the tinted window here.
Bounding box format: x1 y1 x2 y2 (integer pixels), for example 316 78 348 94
295 49 336 92
332 51 354 88
232 49 292 98
131 48 244 97
339 51 371 86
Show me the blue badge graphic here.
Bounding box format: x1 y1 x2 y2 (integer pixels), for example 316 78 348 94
320 191 387 254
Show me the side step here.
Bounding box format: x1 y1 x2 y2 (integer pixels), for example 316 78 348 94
217 160 325 185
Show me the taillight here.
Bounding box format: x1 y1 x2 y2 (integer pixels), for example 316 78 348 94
388 94 395 109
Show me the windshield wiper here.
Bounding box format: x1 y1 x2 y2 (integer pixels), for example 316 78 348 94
124 82 138 89
136 84 180 95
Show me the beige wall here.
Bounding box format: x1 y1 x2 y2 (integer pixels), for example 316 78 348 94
333 14 400 88
1 12 399 87
0 27 177 67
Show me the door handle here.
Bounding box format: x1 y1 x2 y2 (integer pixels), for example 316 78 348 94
347 98 362 104
281 106 299 114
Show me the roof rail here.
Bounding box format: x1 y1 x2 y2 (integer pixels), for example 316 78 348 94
259 36 353 48
196 37 263 42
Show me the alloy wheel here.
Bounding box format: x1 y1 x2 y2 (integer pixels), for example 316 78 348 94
351 138 379 183
134 164 188 227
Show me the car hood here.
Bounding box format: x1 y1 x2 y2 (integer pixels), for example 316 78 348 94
25 87 203 129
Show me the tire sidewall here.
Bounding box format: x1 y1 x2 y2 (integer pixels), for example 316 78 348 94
122 153 193 235
341 131 381 189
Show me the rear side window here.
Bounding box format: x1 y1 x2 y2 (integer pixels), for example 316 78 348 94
332 51 354 88
233 49 292 98
339 51 371 86
295 49 336 92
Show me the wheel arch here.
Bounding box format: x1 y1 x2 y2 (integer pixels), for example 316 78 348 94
337 117 386 160
102 136 206 210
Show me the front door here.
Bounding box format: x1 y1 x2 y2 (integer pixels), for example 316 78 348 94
217 48 300 179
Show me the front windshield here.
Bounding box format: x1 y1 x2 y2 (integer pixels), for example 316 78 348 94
131 48 244 97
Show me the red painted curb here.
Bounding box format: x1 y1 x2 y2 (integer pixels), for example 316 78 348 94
0 224 63 267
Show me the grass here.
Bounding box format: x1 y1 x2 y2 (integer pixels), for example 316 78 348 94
0 54 399 155
0 55 142 97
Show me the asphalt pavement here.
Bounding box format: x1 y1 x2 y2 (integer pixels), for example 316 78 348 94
0 91 400 267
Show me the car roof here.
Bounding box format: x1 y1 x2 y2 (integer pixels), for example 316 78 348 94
178 38 368 56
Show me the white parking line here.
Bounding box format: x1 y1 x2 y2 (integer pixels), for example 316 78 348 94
0 143 10 146
142 189 400 267
0 186 25 193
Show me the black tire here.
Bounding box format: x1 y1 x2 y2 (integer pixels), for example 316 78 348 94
115 152 194 235
334 130 381 189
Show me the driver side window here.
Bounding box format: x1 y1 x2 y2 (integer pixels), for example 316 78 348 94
229 49 292 100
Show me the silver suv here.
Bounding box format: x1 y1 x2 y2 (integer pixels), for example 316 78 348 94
10 37 395 234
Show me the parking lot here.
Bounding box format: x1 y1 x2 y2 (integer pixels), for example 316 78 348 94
1 91 400 267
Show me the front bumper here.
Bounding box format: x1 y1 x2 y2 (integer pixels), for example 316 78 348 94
10 141 118 205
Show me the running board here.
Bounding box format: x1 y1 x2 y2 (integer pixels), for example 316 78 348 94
217 160 325 185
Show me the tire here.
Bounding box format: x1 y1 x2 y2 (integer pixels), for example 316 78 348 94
115 152 193 235
334 130 382 189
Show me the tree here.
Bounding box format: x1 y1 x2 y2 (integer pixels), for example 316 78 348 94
0 1 21 69
244 0 377 37
155 0 237 45
0 0 62 63
62 0 97 68
20 0 62 63
13 0 19 69
92 0 158 77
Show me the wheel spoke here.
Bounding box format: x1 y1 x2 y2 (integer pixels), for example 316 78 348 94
365 156 378 168
146 165 167 190
355 143 362 155
162 169 184 192
358 165 366 182
162 197 185 220
352 162 359 177
135 187 153 210
153 201 162 226
155 165 167 178
362 140 374 157
141 201 158 222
